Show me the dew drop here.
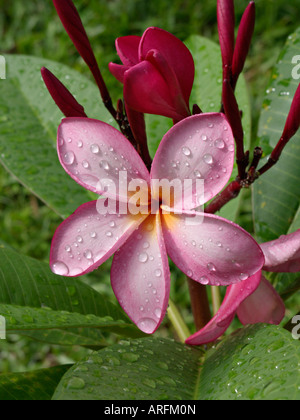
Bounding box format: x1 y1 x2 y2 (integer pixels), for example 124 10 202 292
100 160 110 170
84 249 93 260
106 231 113 237
77 140 83 148
65 245 71 253
82 160 89 169
228 144 235 152
137 318 157 333
182 146 191 157
207 262 216 272
155 269 162 277
143 241 150 249
194 170 202 178
200 276 209 285
76 236 83 243
154 308 162 319
51 261 69 276
63 151 75 165
67 377 85 390
109 221 116 228
138 252 148 263
239 273 249 281
214 138 225 149
90 144 100 154
187 269 193 277
203 154 214 165
90 231 97 238
201 134 208 141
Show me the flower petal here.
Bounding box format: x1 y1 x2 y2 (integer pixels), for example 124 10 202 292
50 200 147 277
111 213 170 334
57 117 150 202
261 230 300 272
162 210 264 286
150 114 235 209
123 61 184 120
186 270 261 345
108 62 129 83
139 27 195 106
237 276 285 325
115 35 141 67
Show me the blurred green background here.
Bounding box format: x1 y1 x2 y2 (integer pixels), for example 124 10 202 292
0 0 300 373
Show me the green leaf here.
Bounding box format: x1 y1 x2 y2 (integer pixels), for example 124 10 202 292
0 55 114 218
197 324 300 400
252 28 300 295
52 337 202 400
0 365 72 400
146 35 252 223
52 325 300 400
0 243 143 344
0 303 138 346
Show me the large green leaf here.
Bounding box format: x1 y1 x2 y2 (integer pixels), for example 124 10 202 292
252 28 300 294
198 324 300 400
0 303 137 346
0 55 114 218
0 365 71 400
52 325 300 400
0 243 143 344
146 35 251 223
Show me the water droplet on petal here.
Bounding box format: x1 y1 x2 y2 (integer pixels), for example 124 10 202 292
52 261 69 276
201 134 208 141
137 318 157 333
203 154 214 165
90 144 100 154
239 273 249 281
207 262 216 272
82 160 90 169
194 170 202 178
77 140 83 148
214 138 225 149
100 160 110 170
84 249 93 260
228 144 235 152
200 276 209 285
155 269 162 277
76 236 83 243
65 245 71 252
106 231 113 237
63 151 75 165
182 146 191 157
138 252 148 263
90 231 97 238
154 308 162 319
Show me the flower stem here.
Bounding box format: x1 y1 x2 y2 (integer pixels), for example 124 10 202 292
187 277 211 331
211 286 222 315
167 299 191 343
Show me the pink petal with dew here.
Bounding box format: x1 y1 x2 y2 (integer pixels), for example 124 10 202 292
111 213 170 334
123 60 185 120
162 210 264 286
150 114 235 210
115 35 141 67
186 270 262 345
50 200 147 277
108 62 129 84
139 27 195 105
57 118 150 203
261 230 300 272
237 276 286 325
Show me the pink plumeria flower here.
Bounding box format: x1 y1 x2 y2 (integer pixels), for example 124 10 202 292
50 113 264 334
186 230 300 345
109 27 195 122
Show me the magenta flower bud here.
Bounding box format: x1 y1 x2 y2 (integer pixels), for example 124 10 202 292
232 1 256 88
281 82 300 143
109 27 195 121
217 0 235 75
52 0 110 103
41 67 87 118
